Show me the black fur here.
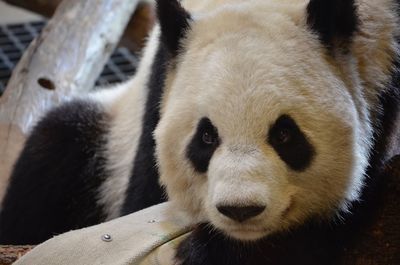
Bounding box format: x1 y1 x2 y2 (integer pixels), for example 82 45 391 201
0 101 109 244
156 0 191 56
176 223 343 265
268 115 315 171
186 118 220 173
368 38 400 171
307 0 358 47
121 44 168 214
176 224 249 265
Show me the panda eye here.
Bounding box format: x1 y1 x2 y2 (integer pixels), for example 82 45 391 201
275 128 292 144
186 117 220 173
268 115 315 171
202 131 218 145
269 119 293 146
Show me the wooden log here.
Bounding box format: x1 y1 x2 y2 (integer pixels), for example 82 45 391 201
0 0 140 199
0 246 34 265
2 0 156 52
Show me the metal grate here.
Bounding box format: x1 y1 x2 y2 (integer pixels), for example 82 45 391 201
0 21 139 95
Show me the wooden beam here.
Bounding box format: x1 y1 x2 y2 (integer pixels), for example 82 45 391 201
2 0 156 52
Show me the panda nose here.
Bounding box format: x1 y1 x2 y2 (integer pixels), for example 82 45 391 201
217 205 266 222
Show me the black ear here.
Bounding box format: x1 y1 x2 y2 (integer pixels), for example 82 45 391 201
307 0 358 47
156 0 191 56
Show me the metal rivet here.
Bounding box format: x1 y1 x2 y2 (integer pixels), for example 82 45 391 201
147 219 156 223
101 234 112 242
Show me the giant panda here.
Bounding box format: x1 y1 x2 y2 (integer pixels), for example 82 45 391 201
0 0 399 264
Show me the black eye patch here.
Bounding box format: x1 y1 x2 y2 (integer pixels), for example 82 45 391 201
186 118 220 173
268 115 315 171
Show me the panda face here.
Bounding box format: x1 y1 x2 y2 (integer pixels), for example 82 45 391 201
155 2 368 241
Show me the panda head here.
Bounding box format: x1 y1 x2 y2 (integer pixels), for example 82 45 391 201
154 0 385 241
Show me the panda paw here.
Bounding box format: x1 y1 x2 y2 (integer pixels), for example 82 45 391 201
175 236 207 265
174 224 239 265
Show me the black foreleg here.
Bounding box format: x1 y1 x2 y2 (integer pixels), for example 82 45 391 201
0 100 109 244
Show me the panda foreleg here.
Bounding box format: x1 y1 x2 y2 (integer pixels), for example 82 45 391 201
175 224 250 265
0 100 109 244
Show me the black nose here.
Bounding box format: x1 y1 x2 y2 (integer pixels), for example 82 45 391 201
217 205 266 222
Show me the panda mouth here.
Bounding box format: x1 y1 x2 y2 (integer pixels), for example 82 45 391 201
212 220 273 241
223 226 272 241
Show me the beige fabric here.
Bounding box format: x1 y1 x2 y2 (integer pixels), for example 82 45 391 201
15 203 193 265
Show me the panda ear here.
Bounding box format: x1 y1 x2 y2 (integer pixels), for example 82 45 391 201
306 0 358 47
156 0 191 56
